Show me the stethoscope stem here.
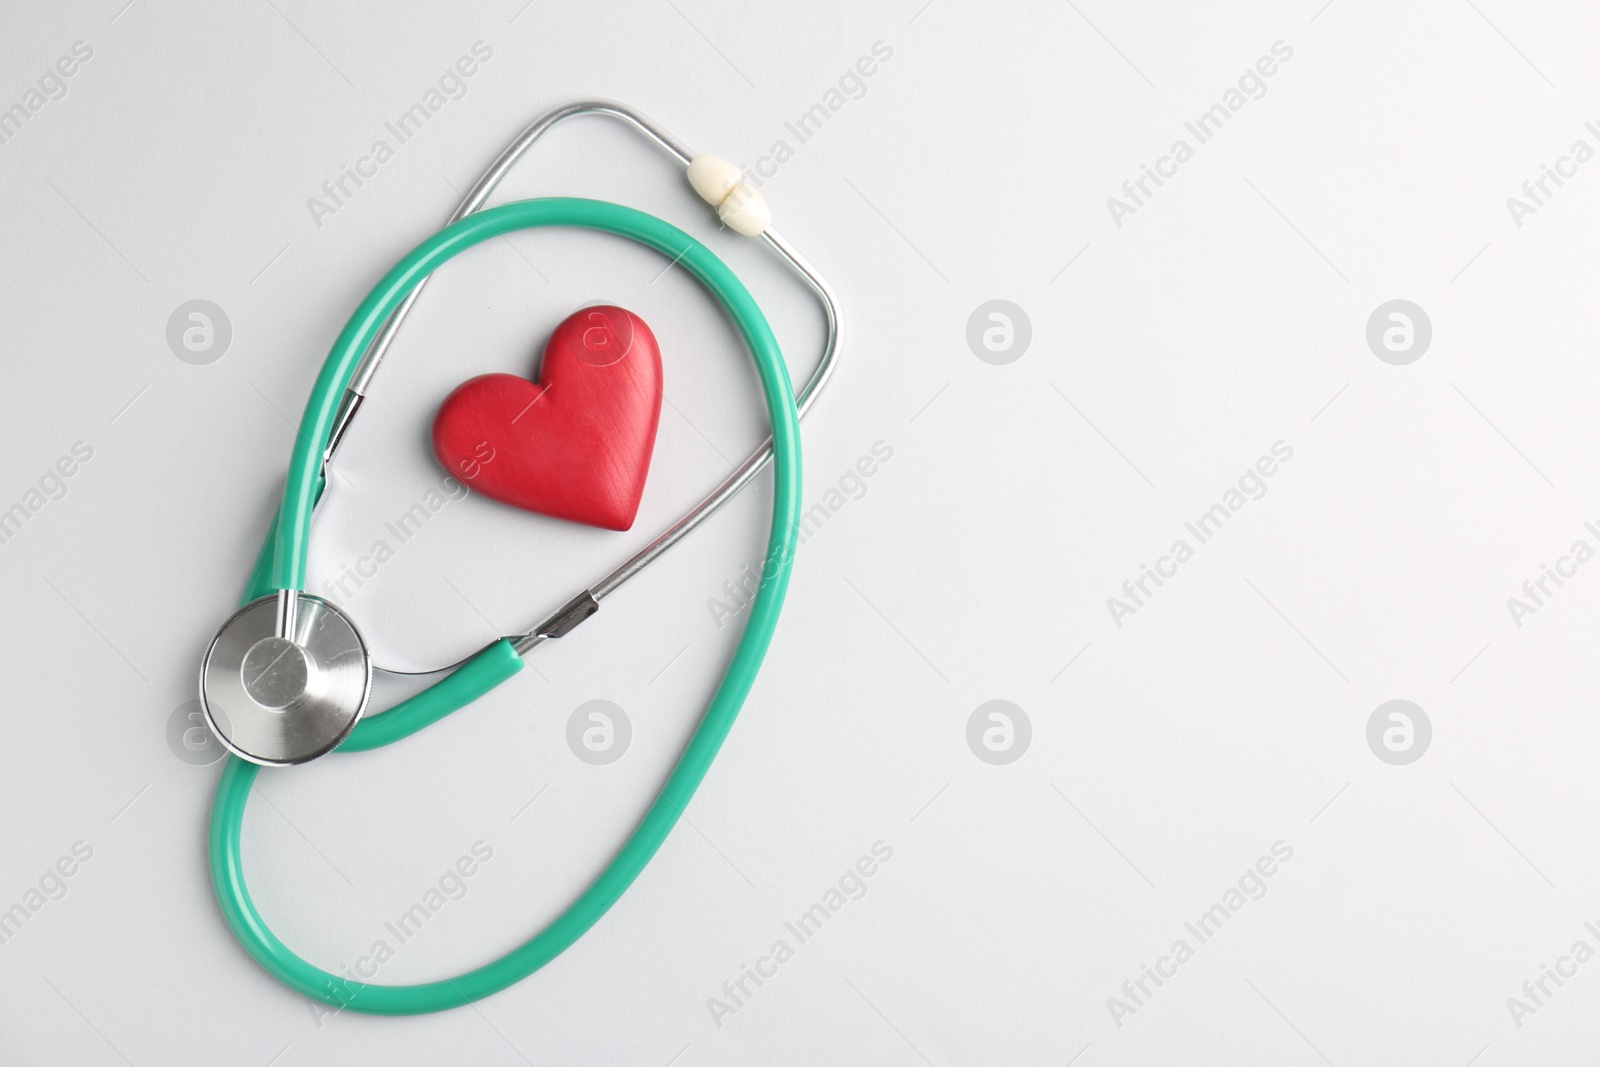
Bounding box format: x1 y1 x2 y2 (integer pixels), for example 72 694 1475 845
273 589 298 640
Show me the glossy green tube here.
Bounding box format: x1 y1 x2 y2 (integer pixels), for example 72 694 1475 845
209 198 801 1014
337 640 525 752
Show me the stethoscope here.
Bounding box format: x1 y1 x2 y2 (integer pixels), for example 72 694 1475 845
200 101 841 1014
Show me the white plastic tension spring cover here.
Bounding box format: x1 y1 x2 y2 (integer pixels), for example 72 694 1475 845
687 154 772 237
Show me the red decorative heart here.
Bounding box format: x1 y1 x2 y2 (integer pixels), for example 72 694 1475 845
431 305 663 531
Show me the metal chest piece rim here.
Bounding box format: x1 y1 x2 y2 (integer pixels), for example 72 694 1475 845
201 593 372 766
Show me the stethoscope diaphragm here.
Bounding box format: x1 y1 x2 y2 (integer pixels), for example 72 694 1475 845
201 593 371 766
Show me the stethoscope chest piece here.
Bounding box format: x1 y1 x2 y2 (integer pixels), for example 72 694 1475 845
201 593 372 766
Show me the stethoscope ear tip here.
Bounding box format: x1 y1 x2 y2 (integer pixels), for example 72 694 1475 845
687 154 771 237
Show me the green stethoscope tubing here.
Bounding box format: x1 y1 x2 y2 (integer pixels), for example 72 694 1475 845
209 196 802 1015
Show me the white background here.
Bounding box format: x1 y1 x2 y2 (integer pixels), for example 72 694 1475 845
2 0 1599 1063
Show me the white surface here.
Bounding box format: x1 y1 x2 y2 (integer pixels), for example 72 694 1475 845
2 0 1599 1064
